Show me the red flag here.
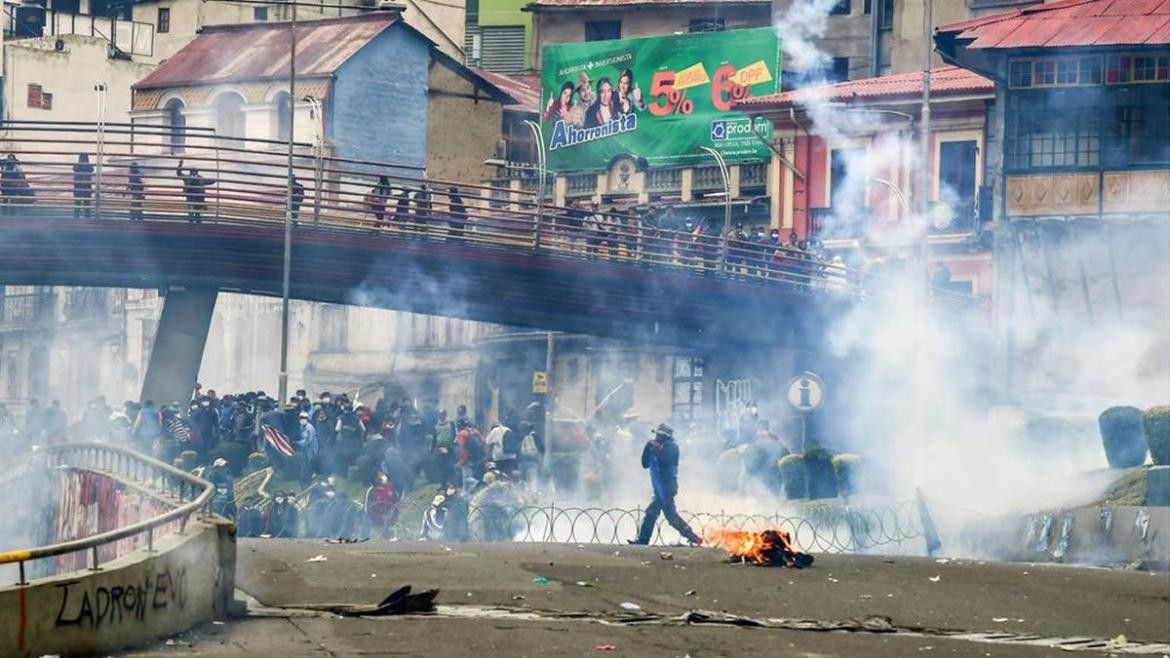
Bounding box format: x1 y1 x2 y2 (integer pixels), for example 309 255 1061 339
262 424 296 458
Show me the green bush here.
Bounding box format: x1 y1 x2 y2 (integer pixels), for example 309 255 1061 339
247 452 269 472
1144 405 1170 466
208 441 251 475
832 453 862 496
804 446 839 499
778 454 807 500
1098 406 1147 468
716 448 743 492
548 453 579 493
364 437 388 461
352 454 376 484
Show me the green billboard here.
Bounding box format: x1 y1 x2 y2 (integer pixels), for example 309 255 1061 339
539 28 781 172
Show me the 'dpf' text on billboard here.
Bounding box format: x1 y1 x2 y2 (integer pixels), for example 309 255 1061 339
540 28 781 172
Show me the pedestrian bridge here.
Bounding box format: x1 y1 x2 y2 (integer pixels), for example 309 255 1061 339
0 122 855 346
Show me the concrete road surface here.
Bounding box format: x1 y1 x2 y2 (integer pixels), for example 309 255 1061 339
127 539 1170 657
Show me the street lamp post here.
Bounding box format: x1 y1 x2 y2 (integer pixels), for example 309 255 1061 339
697 146 731 274
522 119 547 249
278 0 298 407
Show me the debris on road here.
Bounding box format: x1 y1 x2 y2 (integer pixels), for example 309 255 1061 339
576 580 595 587
532 577 549 585
659 551 674 561
684 590 697 597
302 585 439 617
595 645 616 651
306 555 328 563
620 602 641 610
928 576 941 582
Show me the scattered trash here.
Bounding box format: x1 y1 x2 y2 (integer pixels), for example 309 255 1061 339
918 646 934 652
859 594 872 599
466 592 473 597
532 577 549 585
371 574 377 578
1111 634 1128 645
659 551 674 561
934 558 950 564
928 576 941 583
212 621 225 625
684 590 697 597
324 537 368 544
595 645 616 652
576 581 595 587
512 595 526 601
166 639 176 646
619 602 641 610
827 577 839 583
306 555 328 563
992 617 1008 623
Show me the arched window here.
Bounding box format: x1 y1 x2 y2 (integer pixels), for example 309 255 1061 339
272 91 291 143
213 92 246 145
164 98 186 154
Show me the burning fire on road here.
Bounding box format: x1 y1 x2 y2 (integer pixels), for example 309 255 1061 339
705 529 815 568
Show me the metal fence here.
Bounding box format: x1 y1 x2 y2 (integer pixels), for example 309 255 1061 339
0 443 213 584
238 494 925 554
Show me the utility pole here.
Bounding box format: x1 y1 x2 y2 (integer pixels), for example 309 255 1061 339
917 0 933 292
278 0 297 407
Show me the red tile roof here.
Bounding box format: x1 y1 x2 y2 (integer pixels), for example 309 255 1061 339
736 66 993 110
936 0 1170 49
528 0 767 8
474 69 540 114
135 14 399 90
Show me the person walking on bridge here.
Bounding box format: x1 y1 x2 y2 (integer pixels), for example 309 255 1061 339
127 162 145 221
629 423 702 546
175 159 212 223
1 154 31 215
72 154 95 218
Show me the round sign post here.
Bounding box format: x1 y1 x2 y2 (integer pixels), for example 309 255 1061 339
785 371 825 453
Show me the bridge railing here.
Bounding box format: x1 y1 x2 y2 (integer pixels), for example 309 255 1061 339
0 443 214 584
0 122 897 297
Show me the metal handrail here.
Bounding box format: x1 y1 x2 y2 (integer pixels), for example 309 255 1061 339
0 443 214 572
0 123 980 306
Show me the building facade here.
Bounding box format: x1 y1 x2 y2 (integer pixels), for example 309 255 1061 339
739 65 997 295
936 0 1170 401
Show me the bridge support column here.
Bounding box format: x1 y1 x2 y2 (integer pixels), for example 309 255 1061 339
140 287 218 406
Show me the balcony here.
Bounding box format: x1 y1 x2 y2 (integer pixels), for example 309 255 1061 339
810 207 872 242
6 11 155 58
646 167 682 194
1 293 56 329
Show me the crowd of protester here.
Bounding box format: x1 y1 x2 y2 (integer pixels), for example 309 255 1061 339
1 385 547 542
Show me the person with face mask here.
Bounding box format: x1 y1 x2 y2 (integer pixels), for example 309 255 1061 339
629 423 702 546
364 470 399 540
191 396 219 457
296 411 319 485
334 401 365 471
266 491 299 538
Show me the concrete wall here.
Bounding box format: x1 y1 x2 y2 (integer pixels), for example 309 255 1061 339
960 506 1170 568
331 25 431 168
426 61 505 181
0 519 235 657
532 5 771 69
3 35 155 126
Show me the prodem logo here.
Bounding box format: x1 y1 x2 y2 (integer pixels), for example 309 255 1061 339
710 117 766 142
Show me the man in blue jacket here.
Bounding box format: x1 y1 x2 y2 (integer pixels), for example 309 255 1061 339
629 423 702 546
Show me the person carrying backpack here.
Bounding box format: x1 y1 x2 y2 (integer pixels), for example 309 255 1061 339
517 421 545 487
455 419 484 495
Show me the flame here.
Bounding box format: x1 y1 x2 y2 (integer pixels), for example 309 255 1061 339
705 528 810 567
